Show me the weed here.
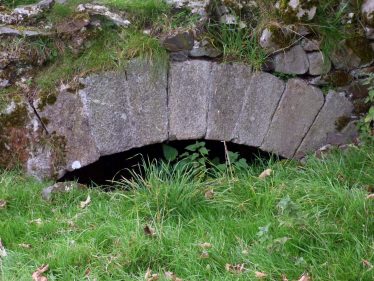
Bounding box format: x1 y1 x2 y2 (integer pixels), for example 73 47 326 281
0 145 373 280
359 73 374 140
208 22 267 70
119 30 169 70
102 0 170 27
1 0 38 8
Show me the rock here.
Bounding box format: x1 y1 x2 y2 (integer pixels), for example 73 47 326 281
166 0 210 16
41 181 86 201
261 79 324 158
0 26 47 37
273 45 309 74
220 14 237 24
169 50 189 61
260 27 281 53
162 31 194 52
234 72 285 147
0 26 21 36
206 63 252 141
307 52 331 75
0 96 41 172
34 89 100 176
56 15 90 34
0 0 54 24
76 4 130 27
276 0 317 22
364 26 374 39
329 42 361 70
295 91 354 158
0 78 9 89
362 0 374 27
189 40 221 58
79 60 168 156
326 121 358 146
169 60 212 140
350 65 374 79
301 38 320 51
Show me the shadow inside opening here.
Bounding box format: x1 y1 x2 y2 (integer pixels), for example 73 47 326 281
59 140 276 187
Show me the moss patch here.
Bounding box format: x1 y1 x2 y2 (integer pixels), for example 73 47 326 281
346 36 374 64
0 100 30 169
335 115 351 131
325 71 353 87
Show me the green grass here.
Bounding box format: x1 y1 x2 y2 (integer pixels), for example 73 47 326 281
208 23 268 70
1 0 38 8
34 26 167 92
0 145 373 280
101 0 170 26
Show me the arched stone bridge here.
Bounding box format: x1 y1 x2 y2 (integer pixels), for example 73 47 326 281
27 60 356 179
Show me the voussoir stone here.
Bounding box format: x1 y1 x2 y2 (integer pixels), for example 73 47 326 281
234 72 285 147
307 52 331 76
206 63 252 141
261 78 324 158
168 60 213 140
295 91 354 158
273 45 309 75
79 60 168 156
35 89 100 175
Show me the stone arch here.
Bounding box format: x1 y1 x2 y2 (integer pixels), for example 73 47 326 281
27 59 356 180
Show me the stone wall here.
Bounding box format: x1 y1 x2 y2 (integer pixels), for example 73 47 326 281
19 59 356 179
1 0 372 180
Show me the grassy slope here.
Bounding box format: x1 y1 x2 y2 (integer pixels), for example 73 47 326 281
0 145 373 281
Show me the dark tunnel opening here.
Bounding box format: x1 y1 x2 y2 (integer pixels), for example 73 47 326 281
59 140 277 187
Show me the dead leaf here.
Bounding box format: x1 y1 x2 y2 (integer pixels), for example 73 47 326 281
255 271 267 279
281 274 289 281
200 251 209 259
165 271 182 281
298 273 310 281
205 189 214 199
258 169 272 179
362 259 373 269
18 243 32 249
84 268 91 278
364 185 374 193
0 200 7 209
0 239 7 257
80 195 91 209
144 225 156 237
145 268 152 279
32 264 49 281
198 242 212 249
367 194 374 199
225 263 245 274
145 268 159 281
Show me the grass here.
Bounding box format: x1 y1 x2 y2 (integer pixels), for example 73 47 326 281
33 25 167 92
1 0 38 8
0 144 373 280
208 23 268 70
101 0 170 26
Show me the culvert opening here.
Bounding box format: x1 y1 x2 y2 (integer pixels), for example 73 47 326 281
59 140 276 187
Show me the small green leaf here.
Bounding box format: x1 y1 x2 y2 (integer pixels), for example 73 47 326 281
199 147 209 155
228 151 239 162
162 144 178 161
185 143 198 152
